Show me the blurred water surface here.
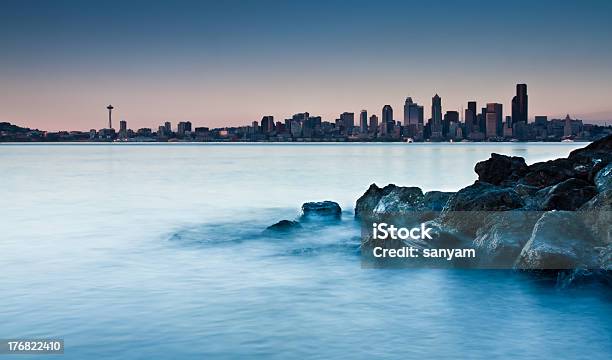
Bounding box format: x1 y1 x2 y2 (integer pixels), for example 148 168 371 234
0 142 610 359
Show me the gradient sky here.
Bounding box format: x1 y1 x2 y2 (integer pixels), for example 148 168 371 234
1 0 612 131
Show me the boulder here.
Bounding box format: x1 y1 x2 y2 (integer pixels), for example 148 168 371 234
534 178 597 211
472 211 542 267
355 184 420 219
594 163 612 193
519 158 583 188
443 181 524 211
568 134 612 165
515 211 598 269
372 187 423 214
420 191 453 211
265 220 302 233
301 201 341 220
474 153 528 185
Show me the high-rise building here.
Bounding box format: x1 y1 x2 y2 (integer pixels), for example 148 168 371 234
340 112 355 134
382 105 393 135
359 110 368 133
564 114 573 137
512 84 528 125
261 116 274 134
164 121 171 133
466 101 478 133
403 98 412 126
443 111 459 137
369 115 379 134
177 121 192 137
431 94 442 138
119 120 127 139
485 103 503 138
486 103 503 137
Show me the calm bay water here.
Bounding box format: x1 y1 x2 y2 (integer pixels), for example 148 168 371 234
0 142 610 359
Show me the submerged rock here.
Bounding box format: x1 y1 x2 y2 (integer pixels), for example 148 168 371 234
265 220 302 233
301 201 341 220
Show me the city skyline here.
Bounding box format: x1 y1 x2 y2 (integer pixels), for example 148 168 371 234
3 82 610 143
2 0 612 131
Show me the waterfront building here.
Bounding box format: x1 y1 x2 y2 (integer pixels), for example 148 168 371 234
430 95 442 139
512 84 528 125
360 110 368 133
382 105 393 135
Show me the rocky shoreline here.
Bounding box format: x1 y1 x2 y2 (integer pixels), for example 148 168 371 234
268 135 610 282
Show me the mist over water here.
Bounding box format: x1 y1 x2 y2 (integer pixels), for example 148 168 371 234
1 143 610 359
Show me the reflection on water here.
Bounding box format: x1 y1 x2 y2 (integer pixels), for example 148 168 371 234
0 143 610 359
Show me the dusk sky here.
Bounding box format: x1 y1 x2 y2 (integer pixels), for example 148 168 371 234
1 0 612 131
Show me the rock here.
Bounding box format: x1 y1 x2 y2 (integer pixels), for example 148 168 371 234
420 191 453 211
372 187 423 214
472 212 541 267
514 183 540 198
579 189 612 246
443 181 524 211
580 188 612 211
515 211 598 269
594 163 612 192
534 178 597 211
265 220 302 233
355 184 420 219
568 134 612 165
474 153 528 185
301 201 341 220
519 158 583 188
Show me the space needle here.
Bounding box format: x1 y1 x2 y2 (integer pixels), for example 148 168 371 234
106 104 114 129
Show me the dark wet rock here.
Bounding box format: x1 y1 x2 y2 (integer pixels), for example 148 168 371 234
568 134 612 165
355 184 421 219
519 158 583 188
579 189 612 246
372 186 423 214
515 212 598 269
301 201 341 220
534 178 597 211
472 212 541 267
353 138 612 275
443 181 523 211
474 153 528 185
594 163 612 193
514 183 540 195
580 188 612 211
421 191 453 211
265 220 302 233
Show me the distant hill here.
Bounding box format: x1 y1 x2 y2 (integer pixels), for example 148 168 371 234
0 122 32 132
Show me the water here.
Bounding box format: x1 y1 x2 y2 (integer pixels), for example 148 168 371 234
0 143 610 359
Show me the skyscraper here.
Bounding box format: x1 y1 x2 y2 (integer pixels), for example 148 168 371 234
466 101 478 133
119 120 127 139
512 84 528 125
486 103 503 138
164 121 171 133
340 112 355 133
403 98 412 126
359 110 368 133
369 115 379 134
261 115 274 133
431 94 442 138
382 105 393 135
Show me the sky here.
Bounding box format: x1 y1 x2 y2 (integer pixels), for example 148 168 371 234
1 0 612 131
